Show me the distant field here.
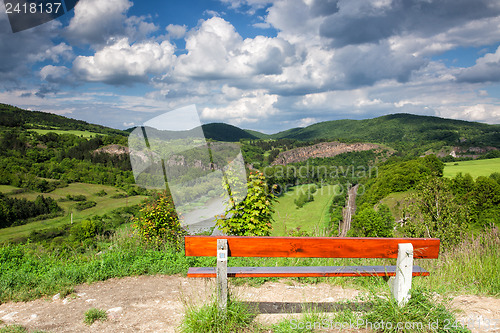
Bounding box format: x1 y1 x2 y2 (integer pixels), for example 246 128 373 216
271 184 338 236
29 129 101 138
444 157 500 179
0 183 148 242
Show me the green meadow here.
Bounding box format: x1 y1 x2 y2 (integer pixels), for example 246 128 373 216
271 184 338 236
29 129 102 138
444 157 500 178
0 183 147 242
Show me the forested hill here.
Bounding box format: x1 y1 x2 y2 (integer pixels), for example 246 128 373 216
2 104 499 148
0 103 127 136
270 114 500 148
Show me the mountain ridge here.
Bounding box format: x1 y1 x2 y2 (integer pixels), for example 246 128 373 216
2 104 499 148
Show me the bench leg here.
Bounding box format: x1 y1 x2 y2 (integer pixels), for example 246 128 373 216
389 243 413 306
216 239 228 311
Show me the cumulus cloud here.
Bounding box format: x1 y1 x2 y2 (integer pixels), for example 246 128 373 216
73 38 175 84
0 8 69 88
456 46 500 83
40 65 73 85
65 0 157 47
201 90 278 124
175 17 294 80
166 24 187 40
319 0 500 47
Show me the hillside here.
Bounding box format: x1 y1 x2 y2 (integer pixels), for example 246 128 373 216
271 141 385 165
0 103 127 136
201 123 259 141
270 113 500 149
5 105 498 150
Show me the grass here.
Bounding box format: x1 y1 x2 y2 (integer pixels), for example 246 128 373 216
444 157 500 179
359 287 469 332
272 184 338 236
0 227 497 304
0 183 147 243
0 326 46 333
180 298 258 333
413 227 500 296
379 190 414 220
83 308 108 325
28 129 101 138
181 286 469 333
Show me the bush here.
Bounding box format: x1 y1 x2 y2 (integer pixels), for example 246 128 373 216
95 190 107 196
70 219 104 242
84 308 107 325
216 171 276 236
350 204 394 237
66 194 87 201
133 191 186 249
74 201 97 211
294 188 315 209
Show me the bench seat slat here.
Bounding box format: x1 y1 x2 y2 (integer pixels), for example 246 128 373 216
187 265 429 278
185 236 440 259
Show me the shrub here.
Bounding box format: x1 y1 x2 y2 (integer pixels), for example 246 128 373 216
350 203 394 237
216 171 276 236
84 308 107 325
294 190 315 209
70 218 104 242
95 190 107 196
66 194 87 201
74 201 97 211
133 191 186 249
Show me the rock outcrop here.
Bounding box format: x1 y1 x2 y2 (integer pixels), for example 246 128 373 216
271 141 383 165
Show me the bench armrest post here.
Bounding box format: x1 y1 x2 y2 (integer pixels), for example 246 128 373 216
217 239 228 311
390 243 413 306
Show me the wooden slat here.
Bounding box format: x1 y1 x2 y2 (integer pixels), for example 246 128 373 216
184 236 440 259
187 265 430 278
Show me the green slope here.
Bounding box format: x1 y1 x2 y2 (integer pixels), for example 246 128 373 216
271 113 500 148
0 103 127 136
201 123 259 141
444 158 500 179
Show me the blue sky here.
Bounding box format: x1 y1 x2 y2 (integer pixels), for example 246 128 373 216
1 0 500 133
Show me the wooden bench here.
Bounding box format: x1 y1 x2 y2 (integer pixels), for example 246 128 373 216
185 236 440 308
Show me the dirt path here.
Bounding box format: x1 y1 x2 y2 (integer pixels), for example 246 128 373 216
0 275 498 332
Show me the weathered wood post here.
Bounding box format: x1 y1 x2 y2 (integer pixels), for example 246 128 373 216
216 239 228 311
389 243 413 306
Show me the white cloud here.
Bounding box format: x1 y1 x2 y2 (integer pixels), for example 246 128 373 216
73 38 175 84
40 65 72 84
201 90 278 124
175 17 293 80
166 24 187 40
298 117 317 127
457 46 500 83
65 0 157 47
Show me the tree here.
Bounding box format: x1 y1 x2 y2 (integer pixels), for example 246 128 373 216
402 177 470 247
350 203 394 237
134 191 186 248
216 171 276 236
